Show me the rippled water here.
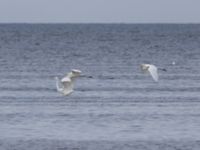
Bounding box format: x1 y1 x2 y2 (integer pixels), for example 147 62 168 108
0 24 200 149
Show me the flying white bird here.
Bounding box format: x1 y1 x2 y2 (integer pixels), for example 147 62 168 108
55 69 82 96
172 61 176 65
140 64 159 82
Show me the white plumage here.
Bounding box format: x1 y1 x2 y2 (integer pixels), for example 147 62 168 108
55 69 81 96
141 64 158 82
172 61 176 65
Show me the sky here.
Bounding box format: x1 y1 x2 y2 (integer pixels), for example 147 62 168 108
0 0 200 23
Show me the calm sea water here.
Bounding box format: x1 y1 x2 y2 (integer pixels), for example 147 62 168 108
0 24 200 149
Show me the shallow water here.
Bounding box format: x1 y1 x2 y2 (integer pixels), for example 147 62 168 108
0 24 200 149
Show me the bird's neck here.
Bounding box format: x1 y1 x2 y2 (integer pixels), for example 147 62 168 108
67 72 74 78
67 73 77 81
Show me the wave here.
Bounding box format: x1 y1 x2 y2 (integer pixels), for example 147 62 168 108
0 86 200 92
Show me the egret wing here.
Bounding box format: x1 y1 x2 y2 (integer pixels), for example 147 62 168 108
148 65 159 82
61 77 73 95
61 76 70 82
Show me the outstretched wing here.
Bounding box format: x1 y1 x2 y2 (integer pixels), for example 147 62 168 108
148 65 159 82
61 77 73 95
61 76 71 82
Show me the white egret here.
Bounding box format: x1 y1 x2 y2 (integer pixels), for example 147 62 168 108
55 69 81 96
172 61 176 65
141 64 159 82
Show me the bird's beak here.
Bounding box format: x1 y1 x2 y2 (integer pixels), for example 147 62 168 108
159 68 167 72
80 74 93 78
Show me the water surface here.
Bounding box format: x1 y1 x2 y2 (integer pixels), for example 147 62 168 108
0 24 200 149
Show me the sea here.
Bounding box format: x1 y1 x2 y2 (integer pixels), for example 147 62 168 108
0 24 200 150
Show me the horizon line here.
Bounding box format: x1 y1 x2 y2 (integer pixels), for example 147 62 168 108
0 22 200 24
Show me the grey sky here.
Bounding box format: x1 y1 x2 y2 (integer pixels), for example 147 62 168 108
0 0 200 23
